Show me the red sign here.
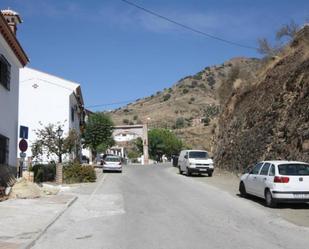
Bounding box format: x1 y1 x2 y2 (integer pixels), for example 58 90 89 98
19 139 28 152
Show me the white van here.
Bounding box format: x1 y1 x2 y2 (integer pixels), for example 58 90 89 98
178 150 214 176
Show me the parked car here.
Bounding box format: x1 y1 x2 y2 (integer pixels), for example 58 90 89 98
239 160 309 207
178 150 214 176
102 155 122 173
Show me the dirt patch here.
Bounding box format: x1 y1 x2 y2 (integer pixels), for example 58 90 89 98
9 178 59 199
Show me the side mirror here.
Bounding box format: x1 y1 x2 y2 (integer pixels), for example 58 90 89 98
184 155 188 159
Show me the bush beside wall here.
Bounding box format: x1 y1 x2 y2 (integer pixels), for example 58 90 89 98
63 163 96 184
32 164 56 183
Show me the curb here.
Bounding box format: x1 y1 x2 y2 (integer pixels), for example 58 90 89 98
22 195 78 249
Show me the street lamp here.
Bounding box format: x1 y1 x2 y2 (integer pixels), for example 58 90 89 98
56 126 63 163
56 126 63 138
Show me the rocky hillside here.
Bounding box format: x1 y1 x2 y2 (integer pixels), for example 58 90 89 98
214 25 309 172
109 57 261 151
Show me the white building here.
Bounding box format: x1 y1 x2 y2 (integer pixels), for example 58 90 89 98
0 10 28 167
19 67 85 163
114 131 139 143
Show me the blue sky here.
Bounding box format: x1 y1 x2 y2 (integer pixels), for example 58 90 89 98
1 0 308 111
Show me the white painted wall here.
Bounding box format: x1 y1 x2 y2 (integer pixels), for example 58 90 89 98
114 133 139 142
0 32 23 167
19 67 83 163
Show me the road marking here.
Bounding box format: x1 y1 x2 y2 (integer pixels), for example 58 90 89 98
88 173 107 203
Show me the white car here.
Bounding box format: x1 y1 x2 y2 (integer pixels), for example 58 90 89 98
102 155 122 173
239 160 309 207
178 150 214 176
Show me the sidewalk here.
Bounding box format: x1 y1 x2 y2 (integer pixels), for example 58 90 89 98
0 194 77 249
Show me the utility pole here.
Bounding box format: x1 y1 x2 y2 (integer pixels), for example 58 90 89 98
143 122 149 165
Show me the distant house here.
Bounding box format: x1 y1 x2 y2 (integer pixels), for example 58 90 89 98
19 67 85 163
0 9 28 168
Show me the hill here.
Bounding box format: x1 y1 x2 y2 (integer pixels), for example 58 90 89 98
109 25 309 170
109 57 261 151
214 25 309 171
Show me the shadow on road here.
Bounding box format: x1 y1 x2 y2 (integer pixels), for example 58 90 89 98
236 194 309 210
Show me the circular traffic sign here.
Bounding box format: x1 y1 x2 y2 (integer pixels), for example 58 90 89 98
19 139 28 152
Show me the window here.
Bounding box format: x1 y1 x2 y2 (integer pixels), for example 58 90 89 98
260 163 270 175
189 151 208 159
278 164 309 176
71 107 75 122
251 162 264 174
269 165 275 176
0 54 11 90
0 134 9 165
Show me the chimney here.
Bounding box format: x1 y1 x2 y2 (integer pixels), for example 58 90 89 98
1 8 22 35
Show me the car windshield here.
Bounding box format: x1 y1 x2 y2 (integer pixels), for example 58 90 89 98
278 163 309 176
189 151 208 159
105 157 121 162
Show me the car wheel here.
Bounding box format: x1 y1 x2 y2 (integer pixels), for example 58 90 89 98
187 168 191 176
265 189 277 208
239 182 247 197
178 166 183 175
208 172 213 177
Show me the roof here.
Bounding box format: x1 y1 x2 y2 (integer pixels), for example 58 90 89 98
0 11 28 66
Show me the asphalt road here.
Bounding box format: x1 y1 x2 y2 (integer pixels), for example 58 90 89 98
33 164 309 249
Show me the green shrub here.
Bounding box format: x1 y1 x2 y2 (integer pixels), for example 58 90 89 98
203 117 210 126
182 88 189 94
128 151 140 159
193 72 203 80
191 81 198 88
32 163 56 183
175 117 185 129
204 105 220 118
199 83 206 89
208 76 216 87
123 119 129 124
63 163 96 184
163 94 171 101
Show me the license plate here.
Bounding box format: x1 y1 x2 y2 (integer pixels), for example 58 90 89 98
199 169 207 171
293 194 309 199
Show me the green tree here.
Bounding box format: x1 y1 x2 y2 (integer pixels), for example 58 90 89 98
32 123 80 163
148 128 183 160
82 112 114 157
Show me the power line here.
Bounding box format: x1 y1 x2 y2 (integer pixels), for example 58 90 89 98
120 0 257 50
86 99 138 108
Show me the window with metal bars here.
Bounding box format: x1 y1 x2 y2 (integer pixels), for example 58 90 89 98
0 134 9 165
0 54 11 91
